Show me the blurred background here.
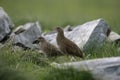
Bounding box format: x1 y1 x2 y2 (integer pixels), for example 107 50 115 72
0 0 120 32
0 1 120 80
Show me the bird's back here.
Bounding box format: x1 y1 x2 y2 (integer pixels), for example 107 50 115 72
57 36 83 58
41 41 62 56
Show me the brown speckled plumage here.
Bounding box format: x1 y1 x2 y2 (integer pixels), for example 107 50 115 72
56 27 83 58
37 37 62 57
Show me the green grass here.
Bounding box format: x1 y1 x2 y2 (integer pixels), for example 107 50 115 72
0 0 120 31
0 0 120 80
0 41 119 80
42 68 94 80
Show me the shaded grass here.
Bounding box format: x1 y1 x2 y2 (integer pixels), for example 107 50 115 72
0 42 120 80
42 68 94 80
0 67 27 80
84 43 120 59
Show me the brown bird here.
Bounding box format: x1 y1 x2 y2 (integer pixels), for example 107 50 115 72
35 36 63 57
56 27 83 58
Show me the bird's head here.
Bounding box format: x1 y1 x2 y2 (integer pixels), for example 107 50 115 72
55 26 64 34
33 36 45 44
38 37 46 42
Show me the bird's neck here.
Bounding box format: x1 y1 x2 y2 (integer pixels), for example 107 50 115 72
57 32 65 39
40 41 46 45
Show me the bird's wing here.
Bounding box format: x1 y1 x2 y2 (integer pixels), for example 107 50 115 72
63 39 83 56
46 42 61 54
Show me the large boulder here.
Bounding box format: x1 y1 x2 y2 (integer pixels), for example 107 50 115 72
51 57 120 80
0 7 14 42
44 18 110 51
11 21 42 49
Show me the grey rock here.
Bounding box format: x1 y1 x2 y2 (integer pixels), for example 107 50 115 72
0 7 14 41
64 25 73 31
51 57 120 80
44 18 110 50
107 31 120 43
11 21 41 49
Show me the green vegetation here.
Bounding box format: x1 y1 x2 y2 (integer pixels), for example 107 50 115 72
0 41 119 80
43 68 93 80
0 0 120 80
0 43 95 80
0 0 120 31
